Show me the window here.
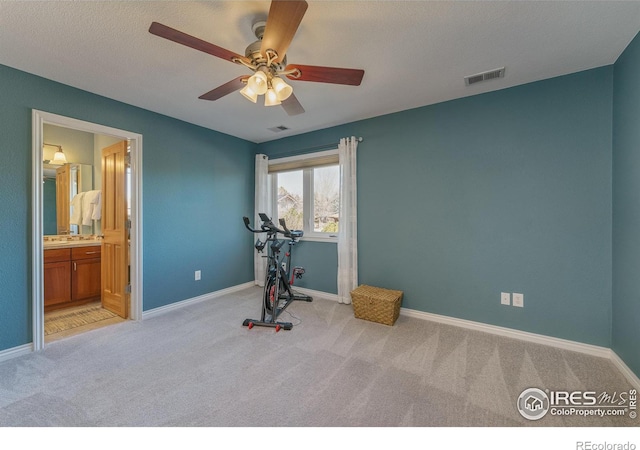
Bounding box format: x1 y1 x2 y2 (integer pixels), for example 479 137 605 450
276 170 303 230
270 150 340 241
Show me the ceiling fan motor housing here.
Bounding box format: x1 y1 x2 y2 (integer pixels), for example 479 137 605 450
246 20 267 62
245 40 263 60
246 21 287 73
245 43 286 74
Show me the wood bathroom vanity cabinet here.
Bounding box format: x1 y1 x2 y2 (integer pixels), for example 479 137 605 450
44 244 101 311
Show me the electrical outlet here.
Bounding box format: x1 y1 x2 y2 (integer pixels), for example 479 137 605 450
195 270 201 281
501 292 511 305
513 292 524 307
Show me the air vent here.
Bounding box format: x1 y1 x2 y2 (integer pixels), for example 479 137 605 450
268 125 290 133
464 67 505 86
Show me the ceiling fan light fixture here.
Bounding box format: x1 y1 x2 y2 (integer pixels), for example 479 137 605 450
240 85 258 103
150 0 365 117
264 87 281 106
248 71 268 95
271 77 293 101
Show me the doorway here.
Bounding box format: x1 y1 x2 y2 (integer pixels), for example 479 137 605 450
32 110 143 350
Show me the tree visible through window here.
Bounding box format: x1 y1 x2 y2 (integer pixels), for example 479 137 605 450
313 166 339 233
277 170 303 231
273 162 340 238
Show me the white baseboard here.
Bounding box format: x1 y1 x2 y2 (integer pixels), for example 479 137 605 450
401 307 640 389
142 281 255 319
1 284 638 390
400 307 612 358
310 288 640 388
0 343 32 363
0 283 256 363
295 288 607 356
292 286 339 302
610 350 640 390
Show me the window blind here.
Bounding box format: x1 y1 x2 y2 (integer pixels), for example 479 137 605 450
268 153 338 173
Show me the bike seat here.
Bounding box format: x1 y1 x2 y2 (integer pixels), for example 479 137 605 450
289 230 303 239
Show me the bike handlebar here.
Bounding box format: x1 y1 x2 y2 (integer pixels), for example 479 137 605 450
243 215 286 235
279 218 290 234
279 218 304 239
242 216 256 232
243 215 303 239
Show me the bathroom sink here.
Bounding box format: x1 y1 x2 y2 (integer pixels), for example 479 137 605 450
43 239 101 248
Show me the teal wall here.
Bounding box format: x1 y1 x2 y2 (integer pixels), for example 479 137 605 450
0 63 255 351
612 32 640 377
2 48 637 378
285 241 338 294
260 67 614 347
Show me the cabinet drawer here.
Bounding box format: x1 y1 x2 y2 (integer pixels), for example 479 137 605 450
44 248 71 263
72 245 101 260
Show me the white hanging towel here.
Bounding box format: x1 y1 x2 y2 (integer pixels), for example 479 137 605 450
82 190 101 225
70 192 84 225
90 190 102 220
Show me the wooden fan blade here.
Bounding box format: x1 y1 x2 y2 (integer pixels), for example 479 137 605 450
281 93 305 116
199 76 249 101
285 64 364 86
149 22 250 65
260 0 308 63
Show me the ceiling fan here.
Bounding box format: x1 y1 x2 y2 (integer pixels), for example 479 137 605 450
149 0 364 116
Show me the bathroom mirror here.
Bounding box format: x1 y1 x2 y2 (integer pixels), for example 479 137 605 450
43 163 93 235
42 123 121 238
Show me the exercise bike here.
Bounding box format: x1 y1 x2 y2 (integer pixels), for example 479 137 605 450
242 213 313 331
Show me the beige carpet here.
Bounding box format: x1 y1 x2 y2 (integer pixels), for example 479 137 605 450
45 303 117 336
1 287 636 429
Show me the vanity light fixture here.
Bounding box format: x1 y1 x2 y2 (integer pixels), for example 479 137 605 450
52 149 67 165
44 143 67 165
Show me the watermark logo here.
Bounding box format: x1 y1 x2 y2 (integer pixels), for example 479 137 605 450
517 388 637 421
517 387 550 420
577 442 636 450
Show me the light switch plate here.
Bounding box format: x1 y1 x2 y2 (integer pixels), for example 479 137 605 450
501 292 511 305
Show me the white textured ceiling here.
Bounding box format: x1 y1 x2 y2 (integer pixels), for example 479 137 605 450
1 1 639 143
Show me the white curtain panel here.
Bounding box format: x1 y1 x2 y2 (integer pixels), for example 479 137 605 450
254 154 271 286
337 137 359 304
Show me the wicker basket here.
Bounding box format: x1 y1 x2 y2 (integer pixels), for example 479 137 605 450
351 285 403 326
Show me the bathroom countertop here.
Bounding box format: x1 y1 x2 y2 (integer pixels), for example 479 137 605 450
43 239 102 249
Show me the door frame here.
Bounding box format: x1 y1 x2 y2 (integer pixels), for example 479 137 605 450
31 110 143 350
